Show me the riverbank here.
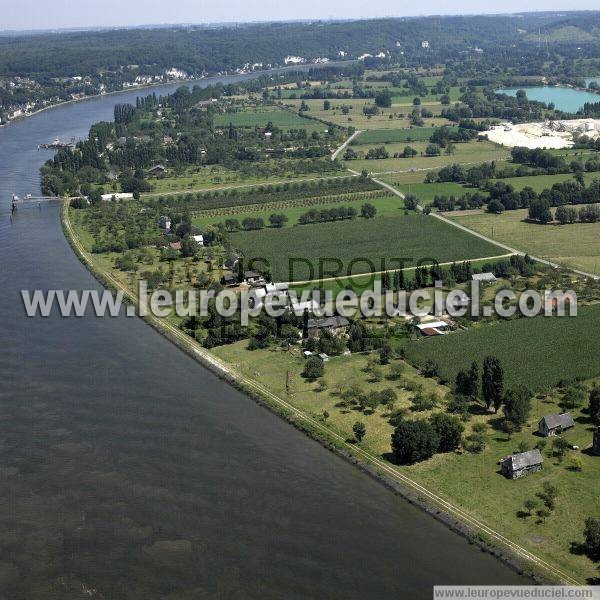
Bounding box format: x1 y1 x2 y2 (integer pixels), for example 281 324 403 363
60 200 576 587
1 60 357 131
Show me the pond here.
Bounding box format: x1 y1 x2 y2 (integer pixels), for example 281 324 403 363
497 86 600 113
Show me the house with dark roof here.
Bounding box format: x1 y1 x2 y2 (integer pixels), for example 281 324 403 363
221 274 238 287
501 449 543 479
147 164 167 178
538 412 575 437
306 316 350 338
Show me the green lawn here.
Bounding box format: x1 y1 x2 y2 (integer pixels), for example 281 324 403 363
404 303 600 390
448 207 600 274
230 212 505 282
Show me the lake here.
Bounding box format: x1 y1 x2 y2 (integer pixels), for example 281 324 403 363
497 86 600 113
0 76 528 598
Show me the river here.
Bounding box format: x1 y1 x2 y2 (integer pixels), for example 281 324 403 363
0 75 528 598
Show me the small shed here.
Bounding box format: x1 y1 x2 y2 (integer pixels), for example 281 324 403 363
147 164 167 178
538 413 575 437
472 272 497 283
501 449 543 479
192 234 204 246
318 353 330 362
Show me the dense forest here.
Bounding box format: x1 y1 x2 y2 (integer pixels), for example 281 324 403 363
2 12 600 114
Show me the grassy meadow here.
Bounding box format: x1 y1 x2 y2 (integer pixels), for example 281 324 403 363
448 207 600 274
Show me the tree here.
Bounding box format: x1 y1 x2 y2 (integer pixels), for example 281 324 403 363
379 344 393 365
180 237 199 258
523 498 539 516
487 199 505 214
464 422 487 453
539 482 559 511
583 517 600 559
555 205 577 225
552 437 570 463
482 356 504 412
429 413 464 452
360 203 377 218
302 356 324 380
455 361 478 398
503 385 532 430
537 507 551 523
528 198 552 224
374 89 392 108
387 362 404 380
269 213 288 228
589 387 600 425
391 420 440 464
562 383 587 410
353 421 367 442
323 100 331 110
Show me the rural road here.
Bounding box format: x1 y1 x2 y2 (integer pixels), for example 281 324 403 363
331 130 362 161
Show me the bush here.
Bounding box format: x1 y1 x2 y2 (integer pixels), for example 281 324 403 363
302 356 324 380
429 413 464 452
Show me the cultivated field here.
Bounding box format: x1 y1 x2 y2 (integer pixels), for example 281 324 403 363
230 212 504 281
352 127 458 145
404 303 600 390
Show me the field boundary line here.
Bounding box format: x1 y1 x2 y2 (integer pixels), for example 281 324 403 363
62 201 582 586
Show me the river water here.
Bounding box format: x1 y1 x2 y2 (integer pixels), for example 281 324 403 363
0 77 527 598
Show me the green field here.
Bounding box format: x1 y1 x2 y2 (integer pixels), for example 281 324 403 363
488 172 600 194
213 108 326 132
449 207 600 274
353 127 458 145
393 181 479 204
192 194 404 229
347 139 509 174
284 98 451 130
230 212 504 281
405 303 600 390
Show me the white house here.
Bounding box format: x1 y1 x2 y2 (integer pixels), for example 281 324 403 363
192 234 204 246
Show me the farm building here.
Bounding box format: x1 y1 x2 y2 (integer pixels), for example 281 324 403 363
221 274 237 287
318 353 330 362
192 234 204 245
472 272 497 283
416 321 451 336
158 215 172 231
244 271 266 286
501 449 543 479
538 412 575 437
147 164 167 178
306 316 350 338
